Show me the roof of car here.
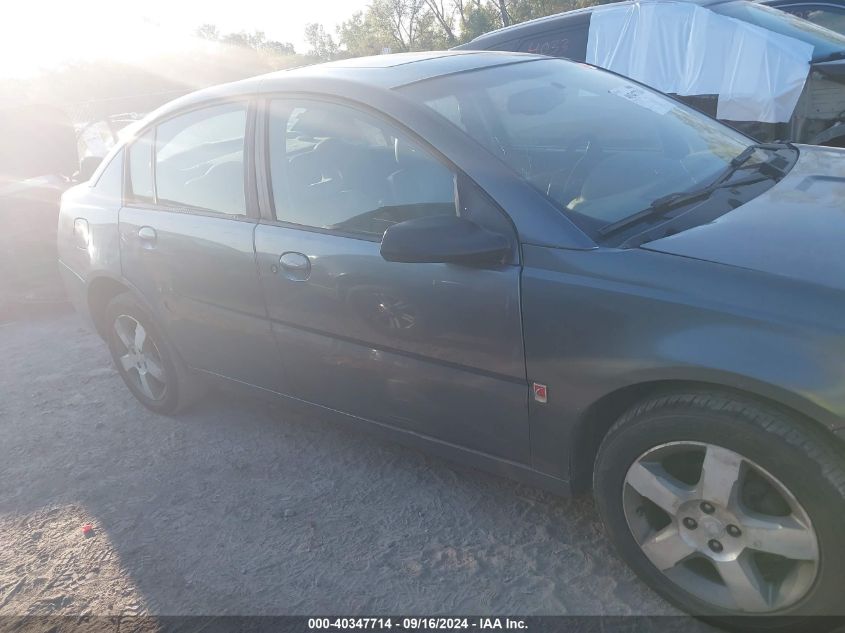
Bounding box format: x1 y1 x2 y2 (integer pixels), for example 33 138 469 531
455 0 739 48
268 49 541 86
145 50 540 122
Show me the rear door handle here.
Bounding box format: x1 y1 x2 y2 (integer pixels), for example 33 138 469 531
138 226 157 249
278 251 311 281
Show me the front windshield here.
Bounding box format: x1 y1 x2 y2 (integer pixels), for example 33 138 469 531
713 1 845 60
400 59 756 236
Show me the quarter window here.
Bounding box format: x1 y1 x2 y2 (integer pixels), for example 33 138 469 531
267 100 457 239
154 104 247 215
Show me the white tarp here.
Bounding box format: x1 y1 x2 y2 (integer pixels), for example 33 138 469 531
585 1 814 122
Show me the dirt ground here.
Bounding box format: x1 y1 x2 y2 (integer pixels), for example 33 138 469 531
0 310 691 619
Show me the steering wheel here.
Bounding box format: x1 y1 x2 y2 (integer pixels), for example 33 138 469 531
546 133 604 208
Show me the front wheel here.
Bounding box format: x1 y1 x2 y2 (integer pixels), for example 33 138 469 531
593 392 845 628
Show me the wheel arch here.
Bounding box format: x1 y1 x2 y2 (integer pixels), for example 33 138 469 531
86 274 161 342
87 275 133 338
568 378 844 494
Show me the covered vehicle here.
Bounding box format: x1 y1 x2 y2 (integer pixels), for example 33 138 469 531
456 0 845 146
59 51 845 625
0 103 134 316
0 104 79 313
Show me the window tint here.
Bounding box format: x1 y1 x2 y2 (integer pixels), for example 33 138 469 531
155 104 247 215
127 130 154 202
518 25 589 62
785 5 845 34
268 100 457 239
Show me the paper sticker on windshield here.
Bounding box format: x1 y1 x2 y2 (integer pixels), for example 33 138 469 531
610 85 675 115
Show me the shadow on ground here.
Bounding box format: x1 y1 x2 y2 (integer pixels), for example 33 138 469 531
0 312 684 617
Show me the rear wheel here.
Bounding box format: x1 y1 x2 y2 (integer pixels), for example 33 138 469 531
593 392 845 629
104 293 202 414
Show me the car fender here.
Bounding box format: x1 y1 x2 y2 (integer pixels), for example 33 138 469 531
520 245 845 482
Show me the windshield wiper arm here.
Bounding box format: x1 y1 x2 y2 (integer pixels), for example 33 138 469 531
598 143 789 238
597 174 766 237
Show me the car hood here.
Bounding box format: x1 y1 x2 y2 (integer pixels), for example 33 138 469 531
641 145 845 291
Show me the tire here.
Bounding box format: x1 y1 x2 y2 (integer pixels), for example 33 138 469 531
104 292 203 415
593 391 845 631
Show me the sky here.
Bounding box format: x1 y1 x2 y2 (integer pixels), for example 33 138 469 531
0 0 369 77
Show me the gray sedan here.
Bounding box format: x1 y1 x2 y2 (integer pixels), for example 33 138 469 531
58 51 845 626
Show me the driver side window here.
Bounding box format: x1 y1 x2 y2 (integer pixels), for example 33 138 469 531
267 99 457 239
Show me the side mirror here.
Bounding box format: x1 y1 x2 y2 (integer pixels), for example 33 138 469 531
76 156 103 182
380 215 510 266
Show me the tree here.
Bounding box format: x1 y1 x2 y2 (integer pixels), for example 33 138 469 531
195 25 296 57
424 0 458 45
324 0 617 58
498 0 511 25
305 23 341 61
264 41 297 56
338 11 387 56
455 0 501 42
369 0 428 52
337 0 449 55
196 24 221 40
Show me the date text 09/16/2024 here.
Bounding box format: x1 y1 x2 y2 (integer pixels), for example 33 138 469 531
307 618 528 630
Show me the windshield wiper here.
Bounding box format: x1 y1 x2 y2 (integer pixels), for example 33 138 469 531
598 143 790 238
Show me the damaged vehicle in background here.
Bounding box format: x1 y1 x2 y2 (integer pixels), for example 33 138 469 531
457 0 845 147
0 104 138 315
0 104 82 313
58 52 845 626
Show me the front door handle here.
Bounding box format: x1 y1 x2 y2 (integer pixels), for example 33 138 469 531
138 226 157 250
278 251 311 281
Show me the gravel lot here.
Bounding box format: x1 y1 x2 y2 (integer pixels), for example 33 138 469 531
0 310 687 618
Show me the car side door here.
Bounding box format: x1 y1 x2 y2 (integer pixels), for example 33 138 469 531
253 97 529 463
119 100 285 390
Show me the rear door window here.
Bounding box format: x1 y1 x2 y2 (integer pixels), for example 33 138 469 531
154 104 247 215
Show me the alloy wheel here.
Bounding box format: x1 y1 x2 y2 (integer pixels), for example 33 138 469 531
113 314 168 401
623 441 819 613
